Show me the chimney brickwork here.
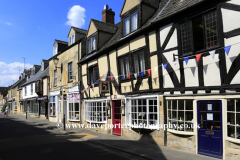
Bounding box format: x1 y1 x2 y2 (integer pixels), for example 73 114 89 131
102 5 115 24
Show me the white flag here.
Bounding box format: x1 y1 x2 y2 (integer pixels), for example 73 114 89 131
115 76 119 81
154 67 158 73
134 73 138 79
173 59 178 66
209 50 216 59
92 84 94 88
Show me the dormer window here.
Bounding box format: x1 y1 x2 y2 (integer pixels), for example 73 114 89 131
53 44 58 55
41 64 44 71
69 34 75 45
88 36 96 53
124 11 138 36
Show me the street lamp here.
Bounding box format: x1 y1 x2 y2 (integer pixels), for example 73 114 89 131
53 57 62 73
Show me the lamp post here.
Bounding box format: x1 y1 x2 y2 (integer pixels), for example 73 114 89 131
53 57 62 73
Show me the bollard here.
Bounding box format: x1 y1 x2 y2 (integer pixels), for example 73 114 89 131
63 114 65 130
26 111 27 119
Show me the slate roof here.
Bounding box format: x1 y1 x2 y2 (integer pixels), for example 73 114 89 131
80 0 206 63
21 67 49 87
92 19 118 34
38 67 49 80
72 26 87 34
55 39 68 45
10 78 26 89
142 0 160 8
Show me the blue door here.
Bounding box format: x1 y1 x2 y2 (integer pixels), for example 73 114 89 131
198 101 223 159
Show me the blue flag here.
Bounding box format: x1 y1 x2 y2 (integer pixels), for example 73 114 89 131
224 46 231 56
95 81 98 85
106 76 108 80
141 72 144 77
184 57 189 65
121 75 124 80
163 63 168 70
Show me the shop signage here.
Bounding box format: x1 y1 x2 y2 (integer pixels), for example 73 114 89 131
100 81 110 94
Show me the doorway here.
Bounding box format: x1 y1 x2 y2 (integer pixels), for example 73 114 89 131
113 101 121 136
198 101 223 159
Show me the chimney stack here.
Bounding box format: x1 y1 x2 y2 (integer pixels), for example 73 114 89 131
102 5 115 24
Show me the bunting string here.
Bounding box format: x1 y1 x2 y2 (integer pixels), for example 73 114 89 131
80 42 240 94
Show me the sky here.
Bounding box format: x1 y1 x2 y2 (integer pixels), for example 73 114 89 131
0 0 124 87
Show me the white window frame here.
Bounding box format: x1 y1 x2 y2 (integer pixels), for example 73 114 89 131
49 96 56 116
88 36 96 53
13 101 17 111
126 95 159 129
167 100 194 133
84 99 107 124
54 70 57 86
68 94 80 121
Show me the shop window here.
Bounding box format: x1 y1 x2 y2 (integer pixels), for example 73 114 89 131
50 96 56 116
84 100 107 123
68 94 80 121
40 102 46 115
13 101 17 111
127 98 159 129
167 100 194 132
227 99 240 139
181 10 218 55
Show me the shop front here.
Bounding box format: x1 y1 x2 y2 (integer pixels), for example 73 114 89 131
49 90 60 122
36 96 48 119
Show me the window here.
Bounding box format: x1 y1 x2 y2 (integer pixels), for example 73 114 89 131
68 62 73 81
87 66 99 85
25 87 27 96
85 100 107 123
227 99 240 139
70 37 72 45
69 35 75 45
88 36 96 53
124 11 138 36
31 84 33 95
54 70 57 86
127 98 159 129
119 56 130 78
49 96 56 116
72 35 74 44
68 94 80 121
41 64 44 71
181 10 218 54
53 44 58 55
40 102 46 115
14 101 17 110
133 51 145 75
167 100 194 132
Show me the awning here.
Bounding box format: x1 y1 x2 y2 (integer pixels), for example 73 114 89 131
36 97 48 101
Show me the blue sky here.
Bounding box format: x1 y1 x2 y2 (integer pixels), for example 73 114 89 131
0 0 124 86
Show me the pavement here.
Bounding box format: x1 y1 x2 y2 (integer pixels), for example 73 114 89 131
0 113 220 160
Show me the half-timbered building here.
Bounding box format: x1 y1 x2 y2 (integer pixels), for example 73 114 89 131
78 0 240 159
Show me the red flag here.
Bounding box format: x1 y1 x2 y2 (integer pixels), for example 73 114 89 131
196 54 202 63
128 74 131 79
111 76 113 81
99 78 101 81
89 86 91 90
147 69 151 76
81 91 83 95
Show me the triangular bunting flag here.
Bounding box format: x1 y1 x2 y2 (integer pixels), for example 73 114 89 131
115 76 118 81
230 56 237 63
81 91 83 95
121 75 124 80
163 63 167 70
147 69 151 76
154 67 158 73
99 78 101 81
111 76 113 81
86 88 88 91
190 67 196 76
134 73 137 79
224 46 231 56
196 54 202 63
209 50 216 59
141 72 144 77
215 62 220 69
203 64 208 74
92 84 94 88
95 81 98 85
173 59 178 66
128 74 131 79
184 57 189 65
106 76 108 80
89 86 91 90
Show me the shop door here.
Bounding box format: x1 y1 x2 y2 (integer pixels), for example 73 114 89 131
198 101 223 159
113 101 121 136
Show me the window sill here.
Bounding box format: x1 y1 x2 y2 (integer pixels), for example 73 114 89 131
68 80 73 83
226 137 240 144
49 115 56 117
85 120 107 124
167 129 195 135
68 119 80 122
88 50 96 55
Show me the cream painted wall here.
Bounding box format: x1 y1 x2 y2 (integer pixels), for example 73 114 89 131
109 50 118 76
160 23 173 47
184 59 199 87
87 21 97 37
149 31 157 53
82 64 87 75
43 78 48 96
121 82 132 93
164 29 178 50
98 55 108 77
133 78 149 91
118 44 129 56
121 0 141 15
203 55 221 86
130 35 145 51
162 50 180 88
151 55 159 89
88 59 97 67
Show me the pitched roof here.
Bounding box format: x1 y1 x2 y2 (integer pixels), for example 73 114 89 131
142 0 160 8
10 78 26 89
55 39 68 45
38 67 49 80
91 19 118 34
68 26 87 37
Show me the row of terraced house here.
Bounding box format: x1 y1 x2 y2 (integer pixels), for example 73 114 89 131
3 0 240 159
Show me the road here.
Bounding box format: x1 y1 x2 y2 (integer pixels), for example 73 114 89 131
0 114 146 160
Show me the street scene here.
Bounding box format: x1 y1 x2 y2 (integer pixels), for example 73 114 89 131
1 0 240 159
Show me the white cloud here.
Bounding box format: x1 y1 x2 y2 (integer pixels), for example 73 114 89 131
0 62 32 87
0 20 12 25
66 5 86 28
